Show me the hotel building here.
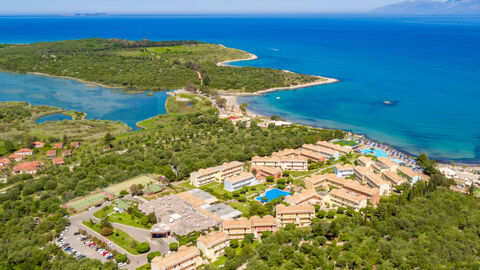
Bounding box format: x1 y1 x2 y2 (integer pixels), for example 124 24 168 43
223 172 257 192
275 204 315 227
329 188 368 210
221 217 251 240
196 231 229 261
249 215 278 238
334 164 355 178
151 246 202 270
190 161 243 187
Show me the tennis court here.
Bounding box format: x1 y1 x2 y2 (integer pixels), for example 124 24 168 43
104 175 156 196
66 191 112 210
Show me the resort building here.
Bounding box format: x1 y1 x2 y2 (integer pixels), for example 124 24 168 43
32 141 45 148
371 161 391 174
354 166 391 196
251 155 308 171
357 156 374 168
329 188 368 210
397 166 422 183
14 148 33 156
304 174 346 191
334 164 355 178
12 161 43 174
275 204 315 227
249 215 278 238
382 170 407 186
47 150 57 158
342 180 380 205
377 157 399 171
151 246 201 270
284 188 325 206
196 231 229 261
316 141 352 155
189 161 244 187
272 148 326 163
251 165 282 181
223 172 258 192
222 217 251 240
302 144 339 160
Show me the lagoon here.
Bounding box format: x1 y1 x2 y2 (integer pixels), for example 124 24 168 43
0 72 168 130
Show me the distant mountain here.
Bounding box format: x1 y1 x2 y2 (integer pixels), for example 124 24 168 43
373 0 480 14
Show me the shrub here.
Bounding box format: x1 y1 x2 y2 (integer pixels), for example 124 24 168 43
147 251 161 262
169 242 178 251
266 176 274 182
100 227 113 236
337 207 346 215
136 242 150 253
327 210 336 219
238 195 247 202
317 210 326 219
115 254 127 263
120 190 128 196
230 239 239 248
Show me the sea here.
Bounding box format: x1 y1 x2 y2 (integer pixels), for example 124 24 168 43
0 15 479 162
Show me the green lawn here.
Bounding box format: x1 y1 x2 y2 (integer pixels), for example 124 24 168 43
108 212 151 230
228 201 251 216
93 206 114 218
82 221 140 255
136 263 151 270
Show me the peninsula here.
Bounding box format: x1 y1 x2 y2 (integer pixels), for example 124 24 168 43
0 38 334 94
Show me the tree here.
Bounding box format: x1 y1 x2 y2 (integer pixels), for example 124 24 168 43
100 227 113 236
327 210 336 219
224 247 236 259
115 254 127 263
140 216 149 226
130 184 140 195
317 210 326 219
169 242 178 251
103 132 115 145
285 223 296 231
244 233 254 244
136 242 150 253
265 176 274 182
147 251 161 262
230 239 239 248
337 207 346 214
240 102 248 113
120 190 128 196
148 212 157 224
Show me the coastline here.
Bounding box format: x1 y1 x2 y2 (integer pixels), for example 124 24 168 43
27 72 128 91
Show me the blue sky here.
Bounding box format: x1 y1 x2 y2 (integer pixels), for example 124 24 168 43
0 0 411 14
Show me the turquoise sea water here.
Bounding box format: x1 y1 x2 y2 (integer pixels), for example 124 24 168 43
0 15 479 162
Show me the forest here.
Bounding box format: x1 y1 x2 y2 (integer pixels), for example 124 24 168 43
0 38 320 93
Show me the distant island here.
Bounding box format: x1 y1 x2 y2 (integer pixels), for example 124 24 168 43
0 38 334 94
373 0 480 14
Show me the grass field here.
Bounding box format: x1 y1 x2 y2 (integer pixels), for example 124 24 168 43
66 192 112 210
104 175 156 196
83 221 140 255
108 212 151 230
93 205 114 218
136 263 151 270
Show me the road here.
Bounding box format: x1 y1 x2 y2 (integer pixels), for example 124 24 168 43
68 204 169 269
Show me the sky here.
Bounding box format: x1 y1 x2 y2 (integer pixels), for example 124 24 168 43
0 0 412 14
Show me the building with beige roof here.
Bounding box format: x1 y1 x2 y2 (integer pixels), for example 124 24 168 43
357 156 374 168
284 188 325 206
249 215 278 238
151 246 201 270
397 166 424 183
377 157 398 171
342 180 380 204
275 204 315 227
221 217 251 239
251 155 307 171
382 170 407 186
304 174 346 191
196 231 229 261
334 164 355 178
354 166 390 195
224 172 258 192
316 141 352 155
251 165 282 181
273 148 326 163
189 161 243 187
302 144 339 159
329 188 368 210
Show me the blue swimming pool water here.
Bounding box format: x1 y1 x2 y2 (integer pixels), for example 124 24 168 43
360 148 388 158
256 188 291 203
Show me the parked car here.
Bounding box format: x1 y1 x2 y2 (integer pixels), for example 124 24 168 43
73 231 80 235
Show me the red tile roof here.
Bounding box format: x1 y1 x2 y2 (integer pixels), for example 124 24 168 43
12 161 43 173
52 157 65 165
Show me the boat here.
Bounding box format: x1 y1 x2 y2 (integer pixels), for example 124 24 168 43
276 97 280 100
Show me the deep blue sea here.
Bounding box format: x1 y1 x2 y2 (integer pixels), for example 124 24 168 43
0 15 479 162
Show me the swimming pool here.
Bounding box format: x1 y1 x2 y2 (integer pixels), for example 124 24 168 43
256 188 291 203
360 148 388 158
